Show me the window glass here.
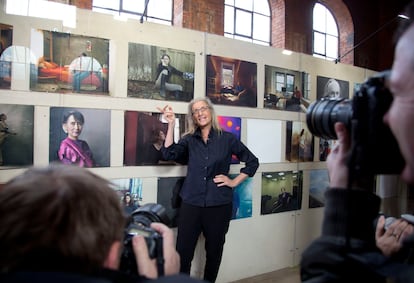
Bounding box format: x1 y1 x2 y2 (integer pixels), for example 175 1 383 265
254 0 271 16
326 12 338 36
147 0 172 20
93 0 172 25
225 0 270 45
93 0 118 10
275 73 285 92
6 0 76 28
313 32 326 54
326 35 338 59
312 3 325 32
253 14 270 41
234 0 253 10
235 9 252 37
224 6 235 34
312 3 338 60
122 0 144 11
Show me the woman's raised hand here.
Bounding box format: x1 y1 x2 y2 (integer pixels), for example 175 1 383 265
157 105 175 124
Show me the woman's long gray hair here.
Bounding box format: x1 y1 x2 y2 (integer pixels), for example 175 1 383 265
183 97 222 136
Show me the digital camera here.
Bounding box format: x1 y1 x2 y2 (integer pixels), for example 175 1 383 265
306 71 404 178
119 203 170 275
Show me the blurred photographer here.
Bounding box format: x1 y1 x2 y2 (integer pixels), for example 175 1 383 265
0 163 204 283
301 2 414 282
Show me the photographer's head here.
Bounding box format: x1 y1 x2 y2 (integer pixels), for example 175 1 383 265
386 2 414 185
0 163 126 273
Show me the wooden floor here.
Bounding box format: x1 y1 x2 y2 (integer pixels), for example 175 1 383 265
229 267 300 283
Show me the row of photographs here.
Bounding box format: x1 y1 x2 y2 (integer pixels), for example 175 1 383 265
0 27 351 112
0 104 328 168
109 169 329 228
0 167 329 228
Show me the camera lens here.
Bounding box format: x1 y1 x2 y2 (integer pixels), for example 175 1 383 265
119 203 170 275
306 97 352 140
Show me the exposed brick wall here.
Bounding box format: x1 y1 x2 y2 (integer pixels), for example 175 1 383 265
173 0 184 26
270 0 285 49
69 0 91 10
321 0 354 64
177 0 224 35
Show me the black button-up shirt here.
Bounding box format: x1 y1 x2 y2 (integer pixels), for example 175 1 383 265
161 128 259 207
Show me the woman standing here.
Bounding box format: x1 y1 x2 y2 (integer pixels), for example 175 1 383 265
159 97 259 282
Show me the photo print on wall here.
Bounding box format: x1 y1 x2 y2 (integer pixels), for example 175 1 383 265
49 107 111 168
218 115 241 164
309 169 329 208
128 43 195 102
285 121 314 162
111 178 143 216
315 77 349 159
261 170 303 214
157 176 185 228
316 75 349 100
206 55 257 107
124 111 186 166
30 30 109 94
0 23 13 90
229 174 253 220
264 65 309 113
0 104 34 168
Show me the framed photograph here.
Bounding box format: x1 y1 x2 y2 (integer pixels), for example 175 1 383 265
230 174 253 220
264 65 308 112
0 104 34 168
206 55 257 107
285 121 314 162
49 107 111 167
309 169 329 208
157 176 184 228
316 75 349 100
0 23 13 90
30 30 109 94
218 115 241 164
128 43 195 102
124 111 186 166
261 171 303 214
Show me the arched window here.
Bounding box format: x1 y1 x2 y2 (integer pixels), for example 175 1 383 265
313 3 339 61
224 0 271 46
93 0 172 25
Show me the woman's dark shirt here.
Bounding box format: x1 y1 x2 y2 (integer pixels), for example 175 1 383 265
161 128 259 207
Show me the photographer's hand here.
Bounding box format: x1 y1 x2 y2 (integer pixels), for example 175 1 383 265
132 222 180 278
327 122 350 188
375 215 414 257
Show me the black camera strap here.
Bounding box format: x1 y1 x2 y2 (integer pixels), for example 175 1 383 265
155 236 165 276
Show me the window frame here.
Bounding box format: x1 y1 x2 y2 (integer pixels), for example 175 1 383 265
92 0 172 26
312 3 339 61
224 0 271 46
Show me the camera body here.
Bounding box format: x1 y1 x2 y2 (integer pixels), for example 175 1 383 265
119 203 170 275
306 71 404 178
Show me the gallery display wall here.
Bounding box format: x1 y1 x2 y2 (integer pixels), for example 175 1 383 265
0 5 377 283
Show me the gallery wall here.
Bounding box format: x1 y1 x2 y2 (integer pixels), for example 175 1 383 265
0 5 377 283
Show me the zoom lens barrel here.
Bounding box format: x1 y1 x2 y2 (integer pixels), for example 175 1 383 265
306 97 353 140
